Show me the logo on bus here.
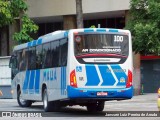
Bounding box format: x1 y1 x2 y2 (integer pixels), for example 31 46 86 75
76 66 82 72
120 77 125 83
43 69 57 81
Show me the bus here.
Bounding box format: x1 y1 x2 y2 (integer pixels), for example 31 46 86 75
9 28 133 112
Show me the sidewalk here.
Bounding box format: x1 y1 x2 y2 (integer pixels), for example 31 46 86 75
0 93 157 102
104 93 158 111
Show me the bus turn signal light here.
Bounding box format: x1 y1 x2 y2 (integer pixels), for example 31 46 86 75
126 70 132 88
70 70 77 88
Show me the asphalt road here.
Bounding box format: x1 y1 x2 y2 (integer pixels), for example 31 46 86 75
0 93 159 120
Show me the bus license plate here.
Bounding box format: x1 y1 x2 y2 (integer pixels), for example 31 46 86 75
97 92 108 96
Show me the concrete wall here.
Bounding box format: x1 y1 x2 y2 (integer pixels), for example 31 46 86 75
0 56 12 98
27 0 130 18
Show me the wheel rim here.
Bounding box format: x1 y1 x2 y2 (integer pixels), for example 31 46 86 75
19 92 26 105
43 91 48 109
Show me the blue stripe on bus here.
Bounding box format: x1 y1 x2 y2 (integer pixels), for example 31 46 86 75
64 31 68 37
64 67 66 95
27 42 32 47
109 29 119 33
63 67 65 95
85 65 100 86
53 68 57 80
61 68 63 95
98 65 115 86
27 39 42 48
61 67 63 95
84 29 94 32
23 71 30 94
61 67 66 95
35 70 40 94
29 70 35 94
32 40 37 46
62 67 64 95
110 65 127 86
37 38 42 45
96 29 106 32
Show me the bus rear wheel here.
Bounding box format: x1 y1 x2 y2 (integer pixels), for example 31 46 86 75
17 90 32 107
43 88 60 112
86 101 105 112
43 88 52 112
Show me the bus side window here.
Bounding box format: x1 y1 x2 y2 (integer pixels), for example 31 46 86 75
19 49 28 71
9 55 17 69
28 47 36 70
17 50 22 71
43 42 51 68
51 40 60 67
9 53 19 80
36 45 42 69
60 38 68 66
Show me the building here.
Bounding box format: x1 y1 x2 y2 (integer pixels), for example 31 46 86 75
2 0 159 94
26 0 141 95
0 0 130 56
27 0 129 37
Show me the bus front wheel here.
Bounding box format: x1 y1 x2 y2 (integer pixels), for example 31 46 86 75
17 90 32 107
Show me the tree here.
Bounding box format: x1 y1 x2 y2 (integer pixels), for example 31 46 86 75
76 0 83 28
126 0 160 55
0 0 38 43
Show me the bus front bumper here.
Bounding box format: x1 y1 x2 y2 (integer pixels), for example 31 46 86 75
67 86 133 100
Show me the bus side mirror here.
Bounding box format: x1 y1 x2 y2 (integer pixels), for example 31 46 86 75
9 55 17 69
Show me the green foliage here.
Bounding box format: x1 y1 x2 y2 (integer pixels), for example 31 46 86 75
0 0 38 43
13 15 39 43
90 25 96 28
0 0 12 26
126 0 160 55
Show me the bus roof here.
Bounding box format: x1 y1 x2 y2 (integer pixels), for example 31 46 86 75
13 30 67 51
13 28 130 52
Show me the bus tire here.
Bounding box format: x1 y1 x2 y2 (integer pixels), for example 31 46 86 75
52 101 61 112
43 88 52 112
86 101 105 112
87 103 97 112
96 101 105 112
17 90 32 107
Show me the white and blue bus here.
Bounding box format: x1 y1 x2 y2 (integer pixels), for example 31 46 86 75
9 28 133 112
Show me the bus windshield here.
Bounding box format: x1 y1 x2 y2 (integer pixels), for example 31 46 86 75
74 33 129 64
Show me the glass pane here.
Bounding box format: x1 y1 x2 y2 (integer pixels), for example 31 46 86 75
36 45 42 69
60 38 68 66
28 47 36 70
51 40 60 67
43 43 51 68
74 34 129 56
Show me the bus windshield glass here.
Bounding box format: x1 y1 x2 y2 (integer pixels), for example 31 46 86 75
74 33 129 64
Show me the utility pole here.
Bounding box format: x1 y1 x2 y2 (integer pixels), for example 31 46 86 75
76 0 84 28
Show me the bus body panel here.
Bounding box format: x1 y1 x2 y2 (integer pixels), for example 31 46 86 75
11 28 133 105
67 29 133 100
12 67 68 101
67 86 133 99
71 64 128 88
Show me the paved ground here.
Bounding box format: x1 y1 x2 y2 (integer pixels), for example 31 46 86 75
0 93 159 120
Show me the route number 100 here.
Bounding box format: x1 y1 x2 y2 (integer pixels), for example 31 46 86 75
114 35 123 42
